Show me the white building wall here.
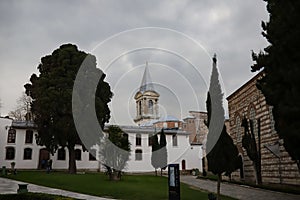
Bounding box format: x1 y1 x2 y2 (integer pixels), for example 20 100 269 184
0 118 13 168
125 132 202 172
0 119 202 172
50 145 99 170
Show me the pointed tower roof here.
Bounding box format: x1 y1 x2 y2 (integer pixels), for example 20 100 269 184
139 61 155 93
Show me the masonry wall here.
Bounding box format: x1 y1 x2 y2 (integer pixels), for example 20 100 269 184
227 72 300 185
182 111 208 144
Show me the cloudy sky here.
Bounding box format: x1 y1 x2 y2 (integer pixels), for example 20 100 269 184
0 0 269 125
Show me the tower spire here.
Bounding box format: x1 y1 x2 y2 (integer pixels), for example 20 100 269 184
134 61 160 125
139 61 154 92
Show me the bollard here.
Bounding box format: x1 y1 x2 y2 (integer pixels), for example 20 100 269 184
17 184 28 193
1 166 6 176
208 193 216 200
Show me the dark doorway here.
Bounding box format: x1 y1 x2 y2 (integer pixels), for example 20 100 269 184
38 149 50 169
181 160 186 170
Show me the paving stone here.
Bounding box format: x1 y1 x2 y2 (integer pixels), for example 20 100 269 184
180 175 300 200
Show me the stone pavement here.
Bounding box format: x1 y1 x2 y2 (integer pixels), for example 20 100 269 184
0 177 113 200
180 175 300 200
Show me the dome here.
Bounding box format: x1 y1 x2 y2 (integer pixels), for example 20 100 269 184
159 115 180 122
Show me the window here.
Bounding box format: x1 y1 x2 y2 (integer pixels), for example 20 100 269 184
6 147 15 160
136 134 141 146
7 128 16 143
23 148 32 160
57 148 66 160
148 100 153 114
148 134 153 146
135 149 142 161
25 130 33 144
89 153 96 161
163 122 167 128
75 149 81 160
269 106 276 134
139 101 142 115
235 116 242 143
172 134 178 146
249 106 257 136
89 149 96 161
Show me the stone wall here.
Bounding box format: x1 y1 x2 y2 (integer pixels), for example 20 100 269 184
182 111 208 144
227 72 300 185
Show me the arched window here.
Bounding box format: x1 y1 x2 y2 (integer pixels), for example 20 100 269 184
135 149 142 161
6 147 15 160
181 160 186 170
136 134 141 146
172 134 178 146
75 149 81 160
148 100 153 114
57 148 66 160
23 148 32 160
249 106 257 136
269 106 276 134
235 116 242 143
7 128 16 143
139 101 142 115
25 130 33 144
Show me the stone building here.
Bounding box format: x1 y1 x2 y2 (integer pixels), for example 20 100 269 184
227 71 300 185
182 111 208 144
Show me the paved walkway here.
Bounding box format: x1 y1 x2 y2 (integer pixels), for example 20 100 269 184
181 175 300 200
0 177 113 200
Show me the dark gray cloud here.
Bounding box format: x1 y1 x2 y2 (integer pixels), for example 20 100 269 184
0 0 268 123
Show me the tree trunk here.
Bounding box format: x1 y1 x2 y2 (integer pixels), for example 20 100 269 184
155 169 157 176
254 162 262 185
68 147 77 174
109 170 121 181
296 160 300 174
160 169 162 176
217 173 221 200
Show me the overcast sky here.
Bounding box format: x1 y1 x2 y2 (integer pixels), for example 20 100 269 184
0 0 269 125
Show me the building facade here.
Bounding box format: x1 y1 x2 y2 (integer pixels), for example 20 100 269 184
0 62 202 173
182 111 208 144
227 72 300 185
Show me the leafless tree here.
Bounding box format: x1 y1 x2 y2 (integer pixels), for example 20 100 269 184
8 93 32 121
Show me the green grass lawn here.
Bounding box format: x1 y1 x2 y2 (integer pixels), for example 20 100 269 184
3 171 235 200
0 192 79 200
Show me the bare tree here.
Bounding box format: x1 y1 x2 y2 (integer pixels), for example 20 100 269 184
8 92 32 121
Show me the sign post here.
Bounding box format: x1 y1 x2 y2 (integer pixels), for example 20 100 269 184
168 164 180 200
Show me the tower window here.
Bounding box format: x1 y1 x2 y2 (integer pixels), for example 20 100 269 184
136 134 142 146
139 101 142 115
148 100 153 114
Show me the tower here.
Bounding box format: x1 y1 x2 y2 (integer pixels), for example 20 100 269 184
134 62 159 125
